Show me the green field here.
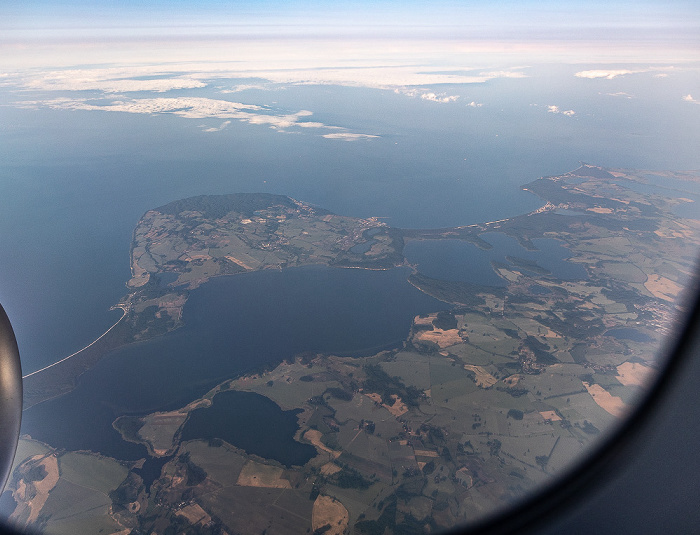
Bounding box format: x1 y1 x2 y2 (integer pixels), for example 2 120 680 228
58 452 129 494
183 440 250 485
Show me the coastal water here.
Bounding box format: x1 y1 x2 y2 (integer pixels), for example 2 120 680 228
20 266 445 460
3 75 699 466
403 233 588 285
617 175 700 219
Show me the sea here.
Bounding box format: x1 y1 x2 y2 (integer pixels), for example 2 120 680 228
1 70 699 458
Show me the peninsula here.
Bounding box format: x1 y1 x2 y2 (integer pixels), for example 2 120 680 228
14 164 700 534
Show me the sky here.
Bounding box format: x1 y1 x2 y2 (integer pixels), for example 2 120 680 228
4 0 698 31
1 0 698 144
2 0 699 67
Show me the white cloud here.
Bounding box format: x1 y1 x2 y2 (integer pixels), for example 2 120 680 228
322 133 379 141
420 92 459 103
17 95 379 138
547 105 575 116
575 69 641 79
201 120 231 132
466 101 483 108
605 92 634 98
297 121 328 128
654 73 669 78
479 70 527 79
220 83 271 93
9 63 515 96
394 88 459 103
683 94 698 104
18 66 208 93
396 88 420 98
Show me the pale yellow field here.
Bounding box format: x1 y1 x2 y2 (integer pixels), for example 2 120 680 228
587 207 613 214
539 411 561 421
616 362 656 387
11 455 60 525
312 495 349 535
320 463 342 476
416 328 463 348
583 383 626 417
413 450 439 458
304 429 342 459
364 392 408 417
236 461 291 488
225 255 254 270
644 274 683 301
463 365 498 388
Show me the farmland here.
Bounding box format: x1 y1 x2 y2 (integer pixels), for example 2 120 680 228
9 164 700 533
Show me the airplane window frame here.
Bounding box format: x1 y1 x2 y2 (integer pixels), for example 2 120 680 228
1 3 699 532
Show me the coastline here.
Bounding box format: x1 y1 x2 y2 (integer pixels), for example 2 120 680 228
22 307 127 379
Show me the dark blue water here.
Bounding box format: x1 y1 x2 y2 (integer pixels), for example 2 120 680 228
404 239 506 286
133 456 172 492
605 328 653 343
617 177 700 219
20 265 445 460
529 284 552 295
672 197 699 219
0 103 544 374
2 76 698 375
642 174 700 196
181 390 316 467
403 232 588 285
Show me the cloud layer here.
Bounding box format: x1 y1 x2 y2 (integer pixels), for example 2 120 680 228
574 69 642 79
322 133 379 141
16 95 376 138
3 61 534 97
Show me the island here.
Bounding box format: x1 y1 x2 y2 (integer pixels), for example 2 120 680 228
11 164 700 534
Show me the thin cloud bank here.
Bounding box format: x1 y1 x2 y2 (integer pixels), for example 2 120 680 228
479 70 528 79
219 83 271 93
2 60 531 139
16 96 375 137
394 88 460 103
575 66 686 81
15 66 208 93
547 105 575 116
575 69 641 79
6 62 531 97
201 120 231 132
606 92 634 98
322 133 379 141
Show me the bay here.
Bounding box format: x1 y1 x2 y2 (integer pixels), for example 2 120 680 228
403 232 588 285
21 265 446 460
